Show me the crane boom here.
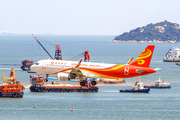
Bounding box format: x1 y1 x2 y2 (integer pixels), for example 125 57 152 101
32 34 53 59
2 73 13 83
2 73 7 83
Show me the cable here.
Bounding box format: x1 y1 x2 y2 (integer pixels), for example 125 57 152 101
69 53 84 61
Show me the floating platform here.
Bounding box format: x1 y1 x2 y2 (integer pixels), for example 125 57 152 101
30 75 98 93
30 85 98 92
120 88 150 93
144 85 171 89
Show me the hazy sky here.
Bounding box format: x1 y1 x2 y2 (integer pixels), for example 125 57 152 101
0 0 179 35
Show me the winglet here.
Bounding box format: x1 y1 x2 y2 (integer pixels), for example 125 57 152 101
130 45 155 67
126 57 134 65
76 59 82 68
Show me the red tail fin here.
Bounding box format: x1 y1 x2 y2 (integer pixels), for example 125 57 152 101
130 45 155 67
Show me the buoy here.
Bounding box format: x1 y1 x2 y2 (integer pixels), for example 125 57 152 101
34 106 37 108
61 95 63 97
71 109 74 111
160 98 162 100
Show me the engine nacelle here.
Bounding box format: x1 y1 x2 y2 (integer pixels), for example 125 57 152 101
57 73 70 81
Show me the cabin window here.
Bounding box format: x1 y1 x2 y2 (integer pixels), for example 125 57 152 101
36 63 39 65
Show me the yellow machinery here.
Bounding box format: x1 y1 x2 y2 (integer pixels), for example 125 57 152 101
2 69 16 83
137 76 141 83
2 73 12 83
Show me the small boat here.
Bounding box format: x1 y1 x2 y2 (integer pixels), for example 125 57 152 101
144 77 171 89
163 47 180 62
21 60 34 71
120 77 150 93
2 31 15 34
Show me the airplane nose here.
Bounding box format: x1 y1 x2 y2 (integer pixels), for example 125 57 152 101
30 65 35 72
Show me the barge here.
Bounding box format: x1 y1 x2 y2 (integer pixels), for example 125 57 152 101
29 75 98 92
0 82 24 98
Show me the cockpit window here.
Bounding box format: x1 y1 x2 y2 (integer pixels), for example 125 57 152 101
36 63 39 65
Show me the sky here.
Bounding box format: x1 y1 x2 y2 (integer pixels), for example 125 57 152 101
0 0 180 35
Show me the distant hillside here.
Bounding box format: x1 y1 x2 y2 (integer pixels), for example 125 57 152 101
114 20 180 42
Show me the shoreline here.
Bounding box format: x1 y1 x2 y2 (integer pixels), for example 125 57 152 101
111 39 179 43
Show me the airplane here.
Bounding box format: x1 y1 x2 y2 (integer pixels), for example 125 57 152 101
30 45 157 86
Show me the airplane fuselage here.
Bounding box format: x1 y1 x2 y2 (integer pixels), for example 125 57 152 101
31 59 156 79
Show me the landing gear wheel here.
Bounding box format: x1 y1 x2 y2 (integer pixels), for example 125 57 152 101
45 74 49 82
80 82 85 86
91 81 97 85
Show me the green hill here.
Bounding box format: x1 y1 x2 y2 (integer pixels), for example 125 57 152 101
114 20 180 42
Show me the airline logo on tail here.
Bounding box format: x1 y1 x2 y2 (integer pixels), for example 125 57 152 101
130 45 155 67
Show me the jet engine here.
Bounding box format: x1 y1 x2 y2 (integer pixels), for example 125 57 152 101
57 73 70 81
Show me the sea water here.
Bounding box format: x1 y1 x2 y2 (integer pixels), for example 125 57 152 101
0 34 179 120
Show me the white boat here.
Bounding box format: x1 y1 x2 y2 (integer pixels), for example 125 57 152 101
133 82 145 90
2 31 15 34
163 47 180 62
155 77 170 87
144 77 171 88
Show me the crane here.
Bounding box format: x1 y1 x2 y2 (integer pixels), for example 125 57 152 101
32 34 53 59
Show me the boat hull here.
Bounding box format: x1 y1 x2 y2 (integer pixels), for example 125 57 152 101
144 85 171 89
119 88 150 93
163 58 180 62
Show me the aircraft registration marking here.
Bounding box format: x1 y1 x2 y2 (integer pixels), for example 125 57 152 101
124 67 129 75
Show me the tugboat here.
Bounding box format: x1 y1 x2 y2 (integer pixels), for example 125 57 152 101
0 68 24 98
163 47 180 62
144 77 171 89
120 77 150 93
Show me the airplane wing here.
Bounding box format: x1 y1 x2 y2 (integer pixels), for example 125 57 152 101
68 59 87 80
